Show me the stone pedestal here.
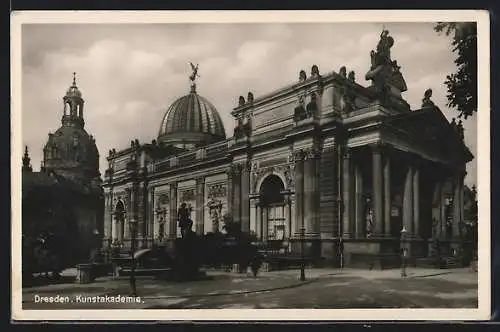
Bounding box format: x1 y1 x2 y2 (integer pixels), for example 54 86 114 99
343 238 400 269
76 263 94 284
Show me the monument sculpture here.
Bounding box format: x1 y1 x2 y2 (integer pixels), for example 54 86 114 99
365 29 407 101
178 202 193 238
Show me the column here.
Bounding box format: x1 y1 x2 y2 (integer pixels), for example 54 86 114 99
342 147 352 238
294 150 305 235
148 189 154 239
413 162 420 237
241 161 251 233
232 164 242 222
130 184 138 247
250 200 257 233
169 183 178 239
383 154 392 236
304 148 320 236
262 207 268 240
459 170 466 232
138 183 145 239
403 164 414 234
284 196 291 238
255 202 262 239
124 188 131 239
226 166 234 215
355 164 364 238
196 177 205 235
440 180 447 239
372 145 384 236
107 193 113 242
452 174 461 237
110 194 116 241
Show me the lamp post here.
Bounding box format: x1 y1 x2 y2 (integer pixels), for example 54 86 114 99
129 219 138 296
300 226 306 281
92 229 101 262
400 225 408 278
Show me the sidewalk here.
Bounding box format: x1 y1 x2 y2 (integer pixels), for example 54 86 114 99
22 272 310 304
23 267 477 304
257 267 478 286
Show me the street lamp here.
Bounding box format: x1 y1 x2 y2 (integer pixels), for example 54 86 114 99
92 229 101 262
300 226 306 281
400 225 408 278
129 219 138 296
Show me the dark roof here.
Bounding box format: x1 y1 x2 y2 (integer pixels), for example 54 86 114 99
382 107 474 163
22 170 94 197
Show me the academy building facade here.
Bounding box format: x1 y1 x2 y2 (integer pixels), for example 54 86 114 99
102 31 473 268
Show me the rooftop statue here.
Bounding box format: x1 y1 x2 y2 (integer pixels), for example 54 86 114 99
348 70 356 82
238 96 246 106
189 62 200 82
365 28 407 98
311 65 320 79
421 89 435 108
339 66 347 78
299 70 307 82
375 29 394 67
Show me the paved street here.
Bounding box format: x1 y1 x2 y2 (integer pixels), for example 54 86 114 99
21 268 477 309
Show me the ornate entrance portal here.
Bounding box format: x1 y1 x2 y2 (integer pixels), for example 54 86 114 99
258 175 289 241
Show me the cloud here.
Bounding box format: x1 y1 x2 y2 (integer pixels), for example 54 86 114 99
20 22 478 187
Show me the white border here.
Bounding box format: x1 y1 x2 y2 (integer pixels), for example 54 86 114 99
11 10 491 321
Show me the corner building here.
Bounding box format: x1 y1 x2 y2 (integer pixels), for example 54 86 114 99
23 76 104 265
103 34 473 268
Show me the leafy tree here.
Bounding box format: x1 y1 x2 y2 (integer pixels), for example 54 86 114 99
434 22 477 119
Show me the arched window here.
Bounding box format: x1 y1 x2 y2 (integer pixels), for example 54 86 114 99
114 200 126 241
259 175 286 240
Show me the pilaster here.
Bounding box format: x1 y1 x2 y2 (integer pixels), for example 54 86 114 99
232 163 242 223
226 166 234 216
196 176 205 236
383 153 392 236
169 183 178 239
240 160 251 233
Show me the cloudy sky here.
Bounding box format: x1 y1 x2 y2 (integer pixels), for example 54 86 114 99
21 22 477 186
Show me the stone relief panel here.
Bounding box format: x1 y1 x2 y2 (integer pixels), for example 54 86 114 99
250 156 295 194
153 185 170 241
204 180 228 233
112 155 130 172
252 102 294 129
177 186 196 236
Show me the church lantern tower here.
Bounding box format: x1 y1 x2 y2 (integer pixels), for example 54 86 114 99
43 73 100 182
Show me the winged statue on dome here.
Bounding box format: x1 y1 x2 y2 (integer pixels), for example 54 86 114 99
189 62 200 82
